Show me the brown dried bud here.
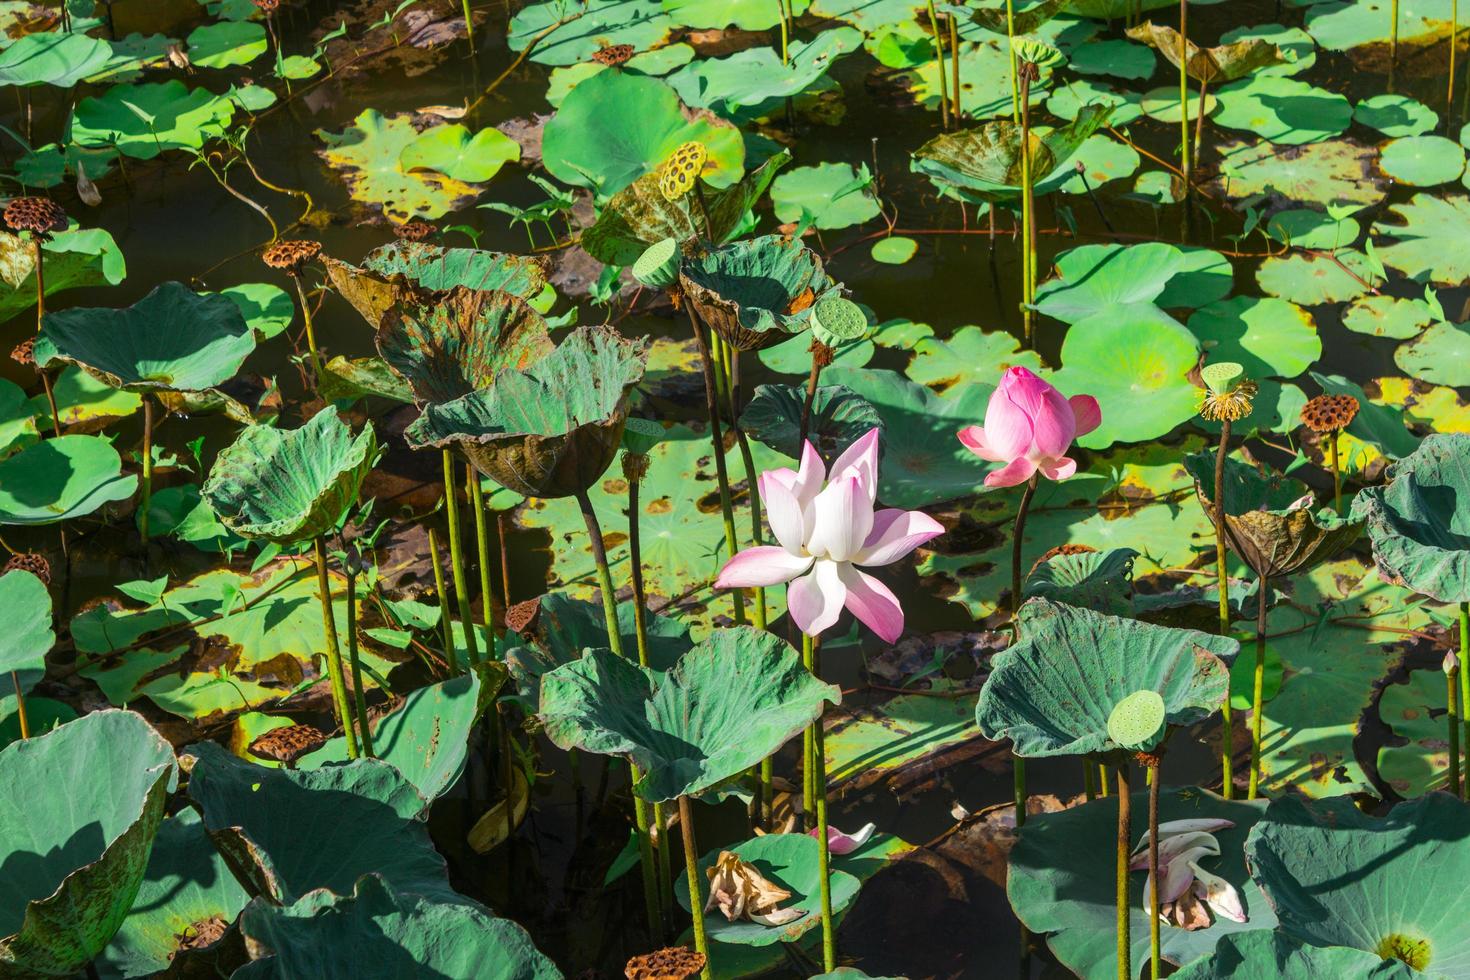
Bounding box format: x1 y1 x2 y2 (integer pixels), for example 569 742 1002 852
1134 749 1164 769
394 220 434 242
261 239 322 272
621 450 650 483
248 724 330 766
808 339 836 368
10 338 34 368
4 552 51 584
1300 394 1359 434
625 947 707 980
593 43 636 67
253 0 281 11
3 197 68 238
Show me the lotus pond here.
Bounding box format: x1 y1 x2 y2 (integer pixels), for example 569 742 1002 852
8 0 1470 977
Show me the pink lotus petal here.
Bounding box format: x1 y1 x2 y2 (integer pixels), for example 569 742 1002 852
838 564 904 643
1038 456 1078 482
957 425 1008 462
715 547 813 589
1190 863 1247 924
830 428 881 503
983 376 1035 462
788 561 846 637
760 472 809 555
806 475 872 563
855 508 944 567
791 440 826 509
810 822 877 855
1069 394 1102 437
983 456 1038 489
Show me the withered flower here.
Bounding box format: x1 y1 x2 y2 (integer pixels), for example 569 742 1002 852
248 724 330 767
703 850 806 926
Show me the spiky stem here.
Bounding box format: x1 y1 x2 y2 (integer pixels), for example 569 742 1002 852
313 538 359 759
679 795 712 978
807 632 835 970
33 237 60 437
428 525 456 674
347 568 374 757
724 350 767 629
292 273 323 383
1213 418 1234 798
1011 473 1039 826
688 308 746 625
1178 0 1190 184
442 450 479 665
1019 67 1036 345
1115 762 1132 980
1147 758 1161 980
1248 573 1269 799
10 674 28 739
1005 0 1019 123
468 467 496 660
140 397 153 543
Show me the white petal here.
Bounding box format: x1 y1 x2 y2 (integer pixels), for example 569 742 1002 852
788 561 846 637
829 428 881 505
853 508 945 567
806 475 873 562
1190 862 1247 923
750 907 807 926
760 471 810 556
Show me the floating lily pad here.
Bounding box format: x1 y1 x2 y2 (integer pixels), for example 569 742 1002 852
663 0 810 28
1211 139 1386 209
185 20 267 68
1172 931 1417 980
1187 296 1320 379
905 326 1044 392
1394 320 1470 386
1213 75 1350 144
0 379 37 458
1306 0 1460 51
215 282 294 340
1355 93 1438 137
666 28 862 113
0 569 52 698
0 226 127 326
508 0 677 66
70 80 235 159
1219 23 1315 76
538 627 838 801
1373 193 1470 284
1264 208 1362 250
317 111 483 223
0 710 176 978
1069 37 1155 78
757 329 872 375
398 124 520 183
1139 84 1217 124
870 236 918 264
1343 294 1435 339
1378 135 1465 186
1375 666 1460 798
1045 78 1144 126
0 434 137 526
1256 249 1379 305
771 162 880 230
1034 242 1224 325
0 30 111 86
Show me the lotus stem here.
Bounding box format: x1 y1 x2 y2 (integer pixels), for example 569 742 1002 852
313 538 360 759
1213 418 1234 798
725 350 767 630
140 397 154 544
678 795 712 978
467 467 496 660
949 13 962 122
688 308 746 625
691 182 715 241
1178 0 1190 185
1099 763 1109 797
627 461 652 669
1448 663 1461 797
653 799 674 923
1005 0 1019 124
1391 0 1400 65
1194 75 1208 165
442 451 479 666
32 237 61 437
461 0 475 52
1011 473 1039 825
1114 762 1132 980
292 273 324 384
1248 573 1269 799
1451 0 1458 124
1084 761 1097 800
1019 66 1036 346
806 631 836 971
346 567 374 757
1460 602 1469 800
498 511 513 606
778 0 790 64
1330 431 1342 515
803 630 817 832
10 673 28 739
924 0 950 129
799 341 833 450
428 525 457 674
1146 756 1161 980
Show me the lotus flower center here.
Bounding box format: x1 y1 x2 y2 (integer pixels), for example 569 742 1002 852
1375 933 1431 971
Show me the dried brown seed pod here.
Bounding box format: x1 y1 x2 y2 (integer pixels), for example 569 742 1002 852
505 597 542 634
625 947 707 980
248 724 330 765
593 43 636 67
253 0 281 11
1300 393 1359 434
3 197 68 238
10 338 34 367
4 552 51 584
261 239 322 272
394 220 434 242
621 450 650 483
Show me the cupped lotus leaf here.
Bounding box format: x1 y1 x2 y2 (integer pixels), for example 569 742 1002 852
1219 23 1315 77
771 162 881 231
35 281 256 393
404 326 647 498
203 409 377 543
581 149 791 267
1184 451 1360 578
673 834 860 947
1173 931 1416 980
185 741 455 905
185 20 267 67
976 598 1237 758
69 81 236 160
1357 93 1440 136
666 28 862 113
235 874 558 980
374 285 553 404
508 0 677 66
398 123 520 184
1212 75 1351 145
741 383 883 462
1372 194 1470 284
0 434 138 526
906 326 1044 393
968 0 1068 35
679 235 839 352
0 226 127 327
320 355 415 405
1125 22 1289 83
1024 547 1138 617
98 808 250 980
316 111 483 223
1352 434 1470 602
1378 135 1466 186
1210 139 1387 210
0 710 177 978
1009 787 1270 979
1395 320 1470 387
0 30 111 86
1186 296 1320 380
324 242 547 329
537 626 838 802
1247 793 1470 973
0 570 52 698
911 104 1112 202
541 71 744 198
664 0 811 30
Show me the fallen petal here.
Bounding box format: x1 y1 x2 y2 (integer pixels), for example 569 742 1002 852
1190 862 1248 924
750 907 808 926
810 821 877 855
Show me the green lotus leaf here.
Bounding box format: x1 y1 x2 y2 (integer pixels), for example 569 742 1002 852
664 0 811 30
69 80 236 160
1395 320 1470 387
1173 931 1416 980
1372 193 1470 284
1352 434 1470 602
302 670 499 807
899 35 1055 123
0 696 73 750
0 710 177 978
374 284 553 405
665 28 861 114
0 570 52 699
324 242 548 328
969 0 1068 35
541 71 744 198
1379 134 1465 186
1376 663 1462 797
1032 242 1225 325
1255 248 1380 305
98 808 250 980
911 103 1112 201
580 149 790 267
406 325 646 498
1125 21 1288 83
185 20 267 67
820 366 997 507
870 235 917 264
141 483 245 554
320 355 416 405
1344 294 1436 339
35 281 256 393
1264 207 1362 250
0 378 38 459
1248 793 1470 971
1356 93 1439 137
1219 23 1315 76
741 383 883 462
538 626 838 801
771 162 880 231
213 281 294 340
1053 133 1142 193
1186 296 1320 380
508 0 677 66
1009 788 1272 979
905 325 1044 392
1023 547 1137 616
185 741 456 904
316 110 483 223
758 328 873 374
1210 138 1387 209
1184 451 1360 578
398 123 520 183
673 833 860 947
0 30 111 86
235 874 558 979
0 226 127 327
1306 0 1459 51
1211 74 1352 144
679 235 839 351
1068 37 1157 79
0 434 138 526
202 409 377 543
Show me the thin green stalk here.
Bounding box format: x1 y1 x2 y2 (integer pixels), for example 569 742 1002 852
949 13 962 122
803 630 816 832
1391 0 1400 65
1114 762 1131 980
1454 0 1461 122
1460 603 1469 800
626 460 651 668
428 525 457 674
1213 418 1234 798
1099 764 1110 797
140 397 153 543
1019 67 1035 345
467 466 496 660
1330 431 1342 516
1147 759 1161 980
1248 574 1269 799
777 0 790 64
807 632 835 971
33 237 61 438
292 273 323 383
313 538 359 759
653 799 674 924
724 350 767 630
1178 0 1190 184
347 569 374 757
679 795 712 978
925 0 950 129
688 308 746 625
1005 0 1019 123
1083 760 1097 801
1449 662 1461 797
10 674 28 739
442 450 479 665
1011 473 1038 825
461 0 475 52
